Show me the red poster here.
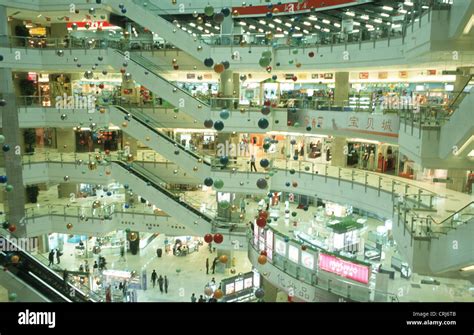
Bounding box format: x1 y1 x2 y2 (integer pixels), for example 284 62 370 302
359 72 369 80
427 69 437 75
318 253 370 284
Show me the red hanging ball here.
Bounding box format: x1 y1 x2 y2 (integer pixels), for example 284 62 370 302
204 234 213 243
256 216 266 228
259 211 269 220
260 250 267 257
213 233 223 244
308 51 315 58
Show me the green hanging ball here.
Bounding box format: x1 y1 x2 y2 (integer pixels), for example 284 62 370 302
292 212 297 217
0 135 5 144
204 5 214 17
5 184 13 192
294 122 300 127
289 60 294 64
214 179 224 189
262 50 272 59
174 108 179 113
292 50 298 55
219 201 230 209
8 292 17 302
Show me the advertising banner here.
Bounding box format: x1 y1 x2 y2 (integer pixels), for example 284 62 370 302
318 253 370 284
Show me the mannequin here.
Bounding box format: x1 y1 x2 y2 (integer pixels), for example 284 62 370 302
377 152 384 172
368 150 375 171
362 151 369 169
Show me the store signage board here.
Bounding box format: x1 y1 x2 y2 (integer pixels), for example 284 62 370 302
66 21 118 30
232 0 358 17
318 253 369 284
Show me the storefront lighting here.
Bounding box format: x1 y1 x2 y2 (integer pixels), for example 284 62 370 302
347 138 381 145
460 265 474 272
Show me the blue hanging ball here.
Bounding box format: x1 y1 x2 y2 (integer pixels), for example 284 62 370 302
306 126 312 131
290 139 296 145
119 3 124 8
219 109 230 120
261 106 271 115
0 55 3 61
121 8 127 14
221 7 231 17
293 155 299 161
258 118 269 129
96 0 102 3
285 182 290 187
260 159 270 168
106 191 112 196
222 61 230 70
204 177 214 187
214 120 224 131
219 156 229 165
266 12 273 19
0 176 7 183
272 75 277 80
284 236 290 242
204 58 214 68
124 204 130 209
124 184 129 189
2 144 10 152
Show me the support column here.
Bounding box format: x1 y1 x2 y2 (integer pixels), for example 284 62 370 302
219 70 239 109
334 72 349 107
330 137 347 168
56 128 76 153
447 169 467 193
220 15 234 45
0 5 26 237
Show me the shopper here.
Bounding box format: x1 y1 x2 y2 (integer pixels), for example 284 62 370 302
211 277 216 285
191 293 197 303
93 260 98 272
205 258 209 275
48 250 55 266
250 154 257 172
84 260 90 273
157 275 164 293
211 258 217 274
164 275 168 294
151 270 157 288
240 197 246 213
55 249 62 264
198 295 205 302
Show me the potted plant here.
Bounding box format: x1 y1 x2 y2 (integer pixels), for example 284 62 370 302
26 185 40 203
23 129 36 154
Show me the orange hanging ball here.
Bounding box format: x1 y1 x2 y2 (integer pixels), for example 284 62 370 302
214 289 224 299
219 255 228 263
258 255 267 265
214 63 225 74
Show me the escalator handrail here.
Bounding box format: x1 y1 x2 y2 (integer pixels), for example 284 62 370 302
113 105 210 166
112 161 213 223
113 49 209 107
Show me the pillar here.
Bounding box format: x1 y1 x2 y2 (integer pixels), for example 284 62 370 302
56 128 76 153
334 72 349 107
330 137 347 168
219 71 240 109
260 277 278 302
0 5 26 237
447 169 467 193
220 15 234 45
49 23 68 39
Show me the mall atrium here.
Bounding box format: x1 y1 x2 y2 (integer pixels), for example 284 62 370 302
0 0 473 303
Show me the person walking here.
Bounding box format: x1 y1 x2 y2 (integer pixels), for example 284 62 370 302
198 295 205 302
240 197 246 213
157 275 164 293
164 275 168 294
211 258 217 274
250 154 257 172
48 250 55 266
191 293 197 303
55 249 62 264
206 258 209 275
93 260 98 272
151 270 157 288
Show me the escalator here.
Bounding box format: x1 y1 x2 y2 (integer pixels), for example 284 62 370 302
0 234 98 302
108 50 212 121
107 0 211 61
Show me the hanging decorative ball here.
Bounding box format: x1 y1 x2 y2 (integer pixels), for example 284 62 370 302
292 181 298 188
196 16 204 25
255 288 265 299
256 216 266 228
204 286 213 296
8 224 16 232
260 159 270 168
259 57 271 68
260 250 268 257
2 144 10 152
92 200 101 209
11 255 20 264
5 184 13 192
256 178 268 189
222 61 230 70
213 233 223 244
0 135 4 143
213 12 225 24
0 175 7 183
203 119 214 128
204 5 214 17
258 255 267 265
221 7 231 17
84 71 94 79
213 289 224 299
258 118 269 129
204 58 214 68
219 255 228 263
63 176 70 182
204 233 213 243
214 120 224 131
66 223 73 230
261 106 271 115
129 232 138 241
305 166 310 171
214 63 225 74
0 99 6 107
192 11 199 18
219 109 230 120
56 50 64 57
296 63 302 68
8 292 18 302
289 169 296 175
219 156 229 165
232 9 239 16
309 51 315 58
204 177 213 187
213 179 224 189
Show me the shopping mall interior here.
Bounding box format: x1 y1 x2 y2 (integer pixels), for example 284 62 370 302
0 0 473 304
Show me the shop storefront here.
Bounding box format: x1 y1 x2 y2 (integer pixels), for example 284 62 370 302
346 139 399 175
75 128 123 152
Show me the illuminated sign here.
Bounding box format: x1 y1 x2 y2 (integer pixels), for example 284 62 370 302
318 253 369 284
67 21 119 30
